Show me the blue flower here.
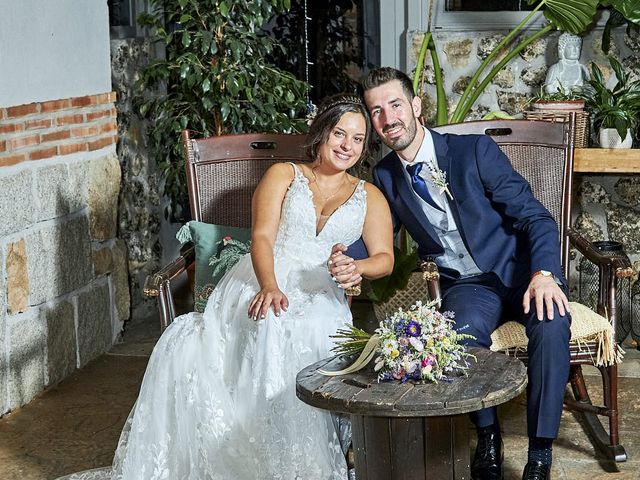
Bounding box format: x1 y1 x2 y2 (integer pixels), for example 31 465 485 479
405 320 421 337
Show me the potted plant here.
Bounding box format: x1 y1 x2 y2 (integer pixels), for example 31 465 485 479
414 0 602 126
579 56 640 148
413 0 640 127
525 85 591 147
137 0 309 220
528 85 586 111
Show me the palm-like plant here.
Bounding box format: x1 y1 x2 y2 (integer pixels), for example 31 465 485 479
580 56 640 141
413 0 640 126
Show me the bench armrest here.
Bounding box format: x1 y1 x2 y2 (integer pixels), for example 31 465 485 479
567 229 632 333
143 245 195 330
567 229 632 279
420 260 442 309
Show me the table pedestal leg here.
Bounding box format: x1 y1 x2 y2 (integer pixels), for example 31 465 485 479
351 414 470 480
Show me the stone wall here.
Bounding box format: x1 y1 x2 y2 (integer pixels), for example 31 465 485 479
410 28 640 121
110 38 163 321
0 93 130 414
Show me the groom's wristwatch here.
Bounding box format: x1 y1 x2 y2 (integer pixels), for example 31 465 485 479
531 270 563 286
531 270 552 279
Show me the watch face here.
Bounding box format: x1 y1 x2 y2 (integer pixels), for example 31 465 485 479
540 270 552 276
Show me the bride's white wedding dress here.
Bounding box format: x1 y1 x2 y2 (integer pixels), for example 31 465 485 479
61 163 366 480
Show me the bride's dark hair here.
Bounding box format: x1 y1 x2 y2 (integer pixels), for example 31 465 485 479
305 93 372 165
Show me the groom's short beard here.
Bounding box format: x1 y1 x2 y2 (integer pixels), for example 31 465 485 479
381 117 418 152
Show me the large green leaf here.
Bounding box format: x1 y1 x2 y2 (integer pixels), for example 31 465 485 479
533 0 599 33
607 0 640 24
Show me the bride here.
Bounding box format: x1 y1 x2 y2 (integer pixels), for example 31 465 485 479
60 93 394 480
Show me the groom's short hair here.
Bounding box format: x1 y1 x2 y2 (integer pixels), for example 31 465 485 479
363 67 415 101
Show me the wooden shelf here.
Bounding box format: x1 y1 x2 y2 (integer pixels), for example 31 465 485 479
574 148 640 173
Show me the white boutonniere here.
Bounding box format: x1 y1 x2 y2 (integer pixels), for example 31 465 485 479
426 162 453 200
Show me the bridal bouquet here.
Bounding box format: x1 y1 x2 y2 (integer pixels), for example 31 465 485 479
322 300 474 383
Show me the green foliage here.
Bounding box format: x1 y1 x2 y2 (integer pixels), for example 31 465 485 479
527 84 587 107
414 0 601 126
579 56 640 140
137 0 309 219
600 0 640 54
368 246 419 304
482 111 516 120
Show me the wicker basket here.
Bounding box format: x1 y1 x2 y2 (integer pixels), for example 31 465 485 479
372 271 430 320
523 109 590 147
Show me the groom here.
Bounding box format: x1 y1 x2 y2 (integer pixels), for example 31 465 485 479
334 67 571 480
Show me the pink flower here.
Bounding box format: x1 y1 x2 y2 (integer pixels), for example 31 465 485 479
421 354 436 367
392 369 405 380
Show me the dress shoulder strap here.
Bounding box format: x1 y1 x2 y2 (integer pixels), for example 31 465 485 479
287 162 305 179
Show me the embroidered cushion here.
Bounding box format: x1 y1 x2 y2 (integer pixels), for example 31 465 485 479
177 221 251 312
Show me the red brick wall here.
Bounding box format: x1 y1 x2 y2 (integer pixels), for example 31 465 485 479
0 93 118 167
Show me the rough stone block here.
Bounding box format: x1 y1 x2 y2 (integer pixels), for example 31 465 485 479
521 65 548 88
88 153 121 241
77 281 112 367
35 164 70 221
607 204 640 252
0 247 6 316
93 243 114 276
520 37 547 62
0 248 6 413
68 160 89 214
7 311 46 410
0 311 6 415
6 239 29 314
444 38 473 67
26 216 93 305
44 299 76 386
0 169 34 237
112 240 131 323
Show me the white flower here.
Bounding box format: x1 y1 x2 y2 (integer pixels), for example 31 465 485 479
409 337 424 352
381 339 398 355
426 161 453 200
401 356 418 374
374 357 386 371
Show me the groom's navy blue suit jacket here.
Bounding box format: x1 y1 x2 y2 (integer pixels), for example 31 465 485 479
370 129 564 288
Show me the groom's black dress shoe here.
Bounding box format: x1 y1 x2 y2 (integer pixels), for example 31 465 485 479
521 461 551 479
471 431 503 480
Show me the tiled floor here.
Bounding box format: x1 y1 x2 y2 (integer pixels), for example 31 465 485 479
1 307 639 480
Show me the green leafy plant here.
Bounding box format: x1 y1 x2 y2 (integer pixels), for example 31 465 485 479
137 0 309 220
368 246 419 304
414 0 604 126
529 84 586 104
579 56 640 141
600 0 640 54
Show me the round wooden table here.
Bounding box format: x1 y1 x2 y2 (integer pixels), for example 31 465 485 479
296 347 527 480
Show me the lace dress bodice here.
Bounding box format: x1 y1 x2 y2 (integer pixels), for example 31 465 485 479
274 163 366 265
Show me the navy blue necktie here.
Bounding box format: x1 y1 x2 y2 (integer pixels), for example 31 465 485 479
406 162 444 211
